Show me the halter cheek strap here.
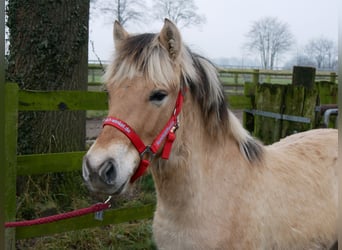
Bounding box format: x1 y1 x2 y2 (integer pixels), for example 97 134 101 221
103 89 185 183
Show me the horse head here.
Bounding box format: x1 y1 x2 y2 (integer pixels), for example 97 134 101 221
82 19 187 195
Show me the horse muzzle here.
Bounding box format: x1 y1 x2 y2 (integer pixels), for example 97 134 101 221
82 157 124 194
82 143 139 195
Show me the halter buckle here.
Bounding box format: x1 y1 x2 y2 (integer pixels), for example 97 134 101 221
140 146 155 162
170 121 179 133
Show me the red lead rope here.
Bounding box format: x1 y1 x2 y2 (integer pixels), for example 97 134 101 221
5 199 111 228
103 88 185 183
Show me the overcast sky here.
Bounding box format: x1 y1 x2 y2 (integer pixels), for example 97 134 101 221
88 0 339 67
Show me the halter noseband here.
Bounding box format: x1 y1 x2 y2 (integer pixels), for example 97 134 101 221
103 89 185 183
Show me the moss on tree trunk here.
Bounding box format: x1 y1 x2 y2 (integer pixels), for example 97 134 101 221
7 0 89 154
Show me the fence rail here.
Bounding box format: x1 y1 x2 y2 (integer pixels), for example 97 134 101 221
88 65 338 86
16 204 155 239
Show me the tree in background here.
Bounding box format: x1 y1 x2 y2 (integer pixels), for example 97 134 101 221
152 0 205 28
93 0 147 27
283 54 315 70
7 0 89 154
6 0 90 219
245 16 294 70
304 37 337 70
283 37 337 70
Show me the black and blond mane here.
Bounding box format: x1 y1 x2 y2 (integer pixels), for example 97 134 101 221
105 31 263 162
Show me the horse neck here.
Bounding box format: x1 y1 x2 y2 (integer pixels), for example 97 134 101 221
151 97 250 213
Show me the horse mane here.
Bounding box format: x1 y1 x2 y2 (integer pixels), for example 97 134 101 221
105 32 264 163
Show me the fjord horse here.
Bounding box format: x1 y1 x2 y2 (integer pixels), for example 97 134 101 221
82 19 338 249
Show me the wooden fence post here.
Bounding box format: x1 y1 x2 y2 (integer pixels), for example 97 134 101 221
233 73 238 84
254 83 286 144
265 74 271 83
252 69 259 85
4 84 19 250
243 82 256 133
281 85 317 137
329 72 336 83
292 66 316 88
281 85 305 137
301 87 318 130
0 0 6 247
316 81 338 105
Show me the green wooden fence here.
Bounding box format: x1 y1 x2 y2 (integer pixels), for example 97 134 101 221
88 65 338 90
3 76 337 247
243 81 338 144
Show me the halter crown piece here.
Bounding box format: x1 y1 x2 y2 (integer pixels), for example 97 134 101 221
103 89 185 183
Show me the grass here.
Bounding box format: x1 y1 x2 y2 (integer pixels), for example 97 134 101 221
87 110 107 119
16 220 156 250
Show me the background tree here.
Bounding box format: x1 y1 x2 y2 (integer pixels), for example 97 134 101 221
283 53 315 69
93 0 147 26
7 0 89 154
6 0 90 219
245 16 294 69
152 0 205 28
304 37 337 70
284 37 337 70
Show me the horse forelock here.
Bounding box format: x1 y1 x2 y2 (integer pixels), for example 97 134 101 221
105 33 181 89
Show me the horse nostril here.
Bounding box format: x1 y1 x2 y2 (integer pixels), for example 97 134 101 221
100 161 117 185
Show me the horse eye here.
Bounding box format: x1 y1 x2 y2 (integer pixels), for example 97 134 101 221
149 91 168 102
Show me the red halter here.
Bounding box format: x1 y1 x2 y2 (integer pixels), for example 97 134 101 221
103 89 185 183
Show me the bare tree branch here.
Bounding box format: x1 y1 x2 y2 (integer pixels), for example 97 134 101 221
305 37 337 69
152 0 206 29
94 0 147 27
90 40 105 73
245 17 293 69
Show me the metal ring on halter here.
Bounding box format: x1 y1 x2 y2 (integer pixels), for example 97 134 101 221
170 123 179 133
104 196 112 204
140 146 155 162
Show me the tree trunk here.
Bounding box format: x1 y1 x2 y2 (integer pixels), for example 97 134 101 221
7 0 89 154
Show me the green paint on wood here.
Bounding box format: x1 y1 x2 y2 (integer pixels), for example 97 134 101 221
18 90 108 111
0 3 5 245
242 82 256 133
226 95 252 109
301 87 317 130
17 151 86 176
5 84 19 247
316 81 338 105
254 83 286 144
252 69 259 85
281 85 305 137
16 204 155 239
244 82 256 97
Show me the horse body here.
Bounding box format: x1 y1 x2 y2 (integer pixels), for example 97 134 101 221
151 109 337 249
82 19 338 249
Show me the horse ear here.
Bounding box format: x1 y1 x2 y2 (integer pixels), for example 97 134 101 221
113 20 129 50
159 18 182 60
